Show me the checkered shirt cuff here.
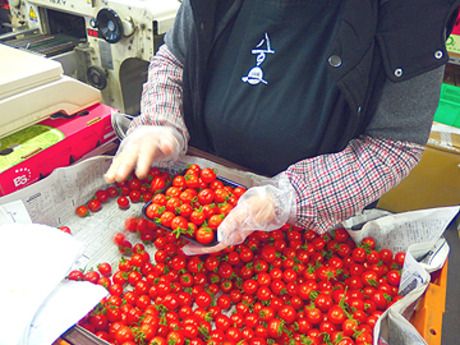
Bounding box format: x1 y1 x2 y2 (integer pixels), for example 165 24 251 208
286 136 424 233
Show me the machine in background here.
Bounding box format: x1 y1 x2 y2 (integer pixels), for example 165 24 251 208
2 0 180 115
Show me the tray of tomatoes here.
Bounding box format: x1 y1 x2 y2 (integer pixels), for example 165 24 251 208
142 164 246 246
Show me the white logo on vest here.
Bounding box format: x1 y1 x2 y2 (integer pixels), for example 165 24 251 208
242 33 275 86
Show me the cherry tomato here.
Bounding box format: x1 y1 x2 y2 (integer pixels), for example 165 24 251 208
394 251 406 267
278 305 297 324
75 205 89 217
151 176 167 192
197 188 215 205
58 226 72 234
117 196 130 209
97 262 112 277
129 190 142 203
208 214 224 230
361 236 376 250
67 270 83 281
106 186 119 198
386 269 401 287
159 211 175 228
95 190 109 203
190 210 206 226
172 175 186 188
195 227 215 245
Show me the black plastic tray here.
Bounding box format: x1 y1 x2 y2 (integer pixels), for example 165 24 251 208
142 175 244 247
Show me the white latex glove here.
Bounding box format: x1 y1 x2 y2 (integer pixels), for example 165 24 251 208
105 125 185 183
182 173 297 255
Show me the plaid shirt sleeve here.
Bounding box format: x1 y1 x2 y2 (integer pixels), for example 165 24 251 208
128 45 190 145
285 136 424 233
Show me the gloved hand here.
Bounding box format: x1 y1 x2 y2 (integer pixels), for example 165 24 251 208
182 173 297 255
105 125 185 183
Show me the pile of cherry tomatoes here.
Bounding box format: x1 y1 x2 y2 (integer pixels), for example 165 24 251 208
76 164 245 245
70 165 404 345
144 165 246 245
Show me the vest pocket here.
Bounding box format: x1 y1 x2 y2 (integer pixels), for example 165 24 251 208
376 0 457 82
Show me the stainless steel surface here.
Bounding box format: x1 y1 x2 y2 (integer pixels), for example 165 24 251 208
0 28 38 40
3 33 81 56
62 325 110 345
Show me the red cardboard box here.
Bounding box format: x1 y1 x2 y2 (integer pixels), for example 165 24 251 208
0 103 116 196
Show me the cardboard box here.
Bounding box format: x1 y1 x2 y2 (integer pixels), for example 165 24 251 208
0 103 116 196
446 34 460 56
378 123 460 212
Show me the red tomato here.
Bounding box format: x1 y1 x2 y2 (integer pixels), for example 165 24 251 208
214 188 230 203
165 186 182 198
242 279 258 295
159 211 175 228
75 205 89 217
151 176 167 192
186 164 201 175
67 270 83 281
152 193 167 205
83 271 100 284
372 291 390 310
170 216 188 231
305 307 322 325
184 174 200 189
315 294 333 312
190 210 206 226
209 180 224 190
97 262 112 277
129 190 141 203
58 226 72 234
128 178 141 190
166 197 182 212
278 305 297 324
117 196 130 209
386 269 401 287
195 291 212 308
352 247 367 263
327 306 346 325
124 217 138 232
232 186 246 198
146 203 165 219
178 203 193 218
394 252 406 267
208 214 224 230
195 227 215 245
218 202 233 215
362 270 379 287
379 248 394 264
200 168 217 184
95 190 109 203
172 175 186 188
202 204 217 218
179 189 197 204
361 236 376 250
113 232 126 246
342 318 359 337
197 188 215 205
114 325 134 344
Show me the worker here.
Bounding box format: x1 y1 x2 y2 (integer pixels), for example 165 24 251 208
105 0 459 254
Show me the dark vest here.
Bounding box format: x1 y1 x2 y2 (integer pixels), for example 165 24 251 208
182 0 459 174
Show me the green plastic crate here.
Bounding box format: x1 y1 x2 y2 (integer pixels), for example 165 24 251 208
433 83 460 128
